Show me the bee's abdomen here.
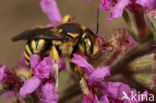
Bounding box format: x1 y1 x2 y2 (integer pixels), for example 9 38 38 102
24 39 48 67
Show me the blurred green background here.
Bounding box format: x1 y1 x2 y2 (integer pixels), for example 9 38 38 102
0 0 124 102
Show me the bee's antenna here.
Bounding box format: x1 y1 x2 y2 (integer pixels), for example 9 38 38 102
96 8 99 35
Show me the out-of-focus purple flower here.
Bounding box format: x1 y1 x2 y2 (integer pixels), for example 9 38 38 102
72 54 147 103
40 0 62 25
16 51 29 69
136 0 156 10
1 91 15 99
40 81 58 103
100 0 156 21
100 0 111 11
0 66 9 82
107 0 129 21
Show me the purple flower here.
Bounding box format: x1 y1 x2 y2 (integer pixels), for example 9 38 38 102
100 0 156 21
40 0 62 25
136 0 156 10
20 54 64 99
82 91 99 103
20 55 48 98
0 65 9 82
72 54 110 83
87 66 110 86
107 0 129 21
31 55 53 80
72 54 94 75
40 81 59 103
72 54 147 103
100 0 111 11
1 91 16 99
20 76 41 98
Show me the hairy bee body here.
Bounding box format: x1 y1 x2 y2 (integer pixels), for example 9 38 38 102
12 16 99 67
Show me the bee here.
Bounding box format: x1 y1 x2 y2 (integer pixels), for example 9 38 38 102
12 12 100 66
12 10 100 89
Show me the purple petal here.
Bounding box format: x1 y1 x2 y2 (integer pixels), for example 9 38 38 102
20 76 41 98
40 0 62 25
0 66 8 82
99 95 109 103
82 94 99 103
72 54 94 74
58 59 65 72
98 82 148 102
98 82 135 100
34 56 53 79
100 0 111 11
30 54 41 69
40 81 59 103
17 51 29 69
136 0 156 10
88 66 110 86
1 91 15 99
107 0 130 21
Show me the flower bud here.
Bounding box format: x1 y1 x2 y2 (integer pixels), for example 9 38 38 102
146 9 156 39
128 53 156 72
132 73 156 90
123 6 153 42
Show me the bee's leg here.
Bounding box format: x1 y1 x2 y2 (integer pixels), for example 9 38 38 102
74 66 90 95
50 46 59 89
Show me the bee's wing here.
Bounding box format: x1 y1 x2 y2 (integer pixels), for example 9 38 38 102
11 27 64 41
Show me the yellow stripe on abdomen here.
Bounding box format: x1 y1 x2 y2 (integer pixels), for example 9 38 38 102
24 51 30 60
25 44 32 55
25 60 30 66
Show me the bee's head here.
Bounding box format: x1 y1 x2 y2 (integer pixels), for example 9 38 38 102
79 29 99 58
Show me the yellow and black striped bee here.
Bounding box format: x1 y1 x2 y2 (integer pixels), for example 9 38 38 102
11 8 100 88
12 14 99 68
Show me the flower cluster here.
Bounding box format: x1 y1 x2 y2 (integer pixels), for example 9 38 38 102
20 54 65 103
0 0 156 103
99 0 156 21
72 54 147 103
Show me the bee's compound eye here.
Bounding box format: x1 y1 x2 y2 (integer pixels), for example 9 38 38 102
85 38 92 56
92 39 99 56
